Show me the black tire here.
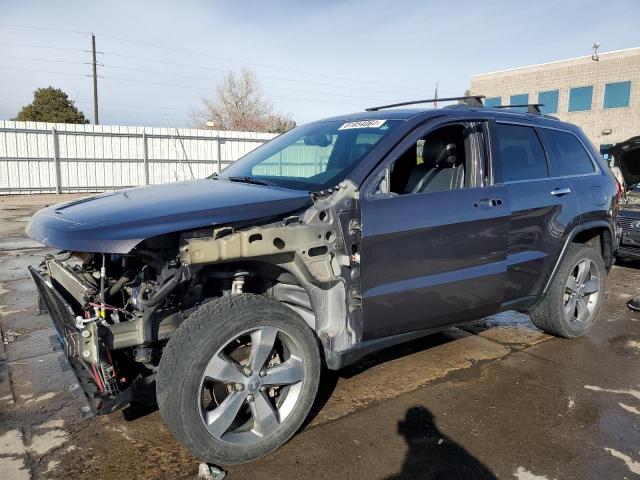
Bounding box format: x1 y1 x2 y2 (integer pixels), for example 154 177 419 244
531 243 606 338
156 293 321 465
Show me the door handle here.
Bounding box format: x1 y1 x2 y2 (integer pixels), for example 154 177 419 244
475 198 503 209
551 188 572 196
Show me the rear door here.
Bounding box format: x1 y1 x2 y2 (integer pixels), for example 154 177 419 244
359 119 510 340
540 127 609 224
494 122 580 306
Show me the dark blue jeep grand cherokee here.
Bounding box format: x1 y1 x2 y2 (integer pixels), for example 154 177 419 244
26 97 619 465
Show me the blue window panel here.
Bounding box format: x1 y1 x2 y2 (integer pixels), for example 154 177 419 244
568 86 593 111
484 97 501 108
509 94 529 112
603 81 631 108
538 90 559 114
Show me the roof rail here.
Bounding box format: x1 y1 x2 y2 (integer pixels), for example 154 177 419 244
365 95 485 112
492 104 544 115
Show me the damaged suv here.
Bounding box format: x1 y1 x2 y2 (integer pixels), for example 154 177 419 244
27 97 618 465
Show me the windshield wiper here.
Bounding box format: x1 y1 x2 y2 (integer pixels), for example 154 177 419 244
227 176 277 187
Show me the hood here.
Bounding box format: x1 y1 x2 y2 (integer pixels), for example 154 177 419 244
26 179 312 253
611 136 640 191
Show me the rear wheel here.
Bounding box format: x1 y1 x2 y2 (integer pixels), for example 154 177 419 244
157 294 321 465
531 243 605 338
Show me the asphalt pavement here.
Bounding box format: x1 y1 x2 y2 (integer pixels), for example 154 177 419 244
0 194 638 480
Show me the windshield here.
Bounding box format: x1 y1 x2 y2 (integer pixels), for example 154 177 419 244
218 119 403 191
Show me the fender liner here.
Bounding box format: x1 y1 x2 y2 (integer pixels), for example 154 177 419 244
542 219 614 294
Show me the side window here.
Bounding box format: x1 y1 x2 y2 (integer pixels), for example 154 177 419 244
385 124 473 195
543 129 595 176
495 124 548 182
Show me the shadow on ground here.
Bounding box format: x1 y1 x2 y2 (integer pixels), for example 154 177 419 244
388 405 496 480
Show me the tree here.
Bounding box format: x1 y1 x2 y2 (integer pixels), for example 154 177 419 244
14 87 89 124
269 117 297 134
193 69 296 133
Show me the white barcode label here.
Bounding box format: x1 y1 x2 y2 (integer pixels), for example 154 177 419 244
338 120 386 130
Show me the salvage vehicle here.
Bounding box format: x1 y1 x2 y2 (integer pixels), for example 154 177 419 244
27 96 618 465
608 136 640 260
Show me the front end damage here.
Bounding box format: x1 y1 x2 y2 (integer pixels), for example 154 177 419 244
29 181 363 413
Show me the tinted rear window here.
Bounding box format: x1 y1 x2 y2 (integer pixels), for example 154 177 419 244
496 124 548 182
543 129 595 176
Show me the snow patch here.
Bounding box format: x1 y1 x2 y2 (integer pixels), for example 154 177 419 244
24 391 57 404
513 466 554 480
0 430 30 480
619 403 640 415
604 448 640 475
28 419 67 455
45 459 60 473
584 385 640 400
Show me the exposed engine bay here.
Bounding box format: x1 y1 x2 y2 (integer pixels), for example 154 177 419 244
30 181 362 413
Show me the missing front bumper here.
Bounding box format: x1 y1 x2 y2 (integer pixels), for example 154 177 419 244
28 266 128 414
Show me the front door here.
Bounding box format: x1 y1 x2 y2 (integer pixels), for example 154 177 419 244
359 120 510 340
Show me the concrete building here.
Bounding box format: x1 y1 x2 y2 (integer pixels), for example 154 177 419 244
470 47 640 159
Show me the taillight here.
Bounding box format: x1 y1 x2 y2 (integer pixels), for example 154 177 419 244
616 179 623 199
613 179 622 212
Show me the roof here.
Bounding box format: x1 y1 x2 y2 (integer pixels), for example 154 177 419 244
314 108 429 123
315 104 568 128
473 46 640 78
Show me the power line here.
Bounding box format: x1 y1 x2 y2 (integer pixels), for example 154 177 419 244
0 93 189 112
0 66 88 77
100 76 363 107
99 64 382 102
0 23 428 94
0 41 428 97
100 51 424 97
0 55 87 65
0 41 87 53
0 66 362 106
96 32 427 94
0 23 90 36
0 100 185 122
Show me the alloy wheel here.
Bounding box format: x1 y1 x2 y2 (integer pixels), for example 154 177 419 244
197 326 305 445
564 258 601 325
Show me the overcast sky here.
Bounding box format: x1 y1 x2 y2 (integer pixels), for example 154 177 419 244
0 0 638 127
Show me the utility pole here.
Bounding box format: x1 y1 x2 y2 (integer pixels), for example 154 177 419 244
91 34 99 125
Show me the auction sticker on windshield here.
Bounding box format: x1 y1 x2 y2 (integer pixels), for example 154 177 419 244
338 119 386 130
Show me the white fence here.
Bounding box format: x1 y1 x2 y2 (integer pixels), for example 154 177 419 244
0 121 277 194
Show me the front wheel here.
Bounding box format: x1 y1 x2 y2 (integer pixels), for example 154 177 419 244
157 294 321 465
531 243 606 338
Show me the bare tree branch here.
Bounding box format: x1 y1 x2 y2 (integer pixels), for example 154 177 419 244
192 68 296 133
